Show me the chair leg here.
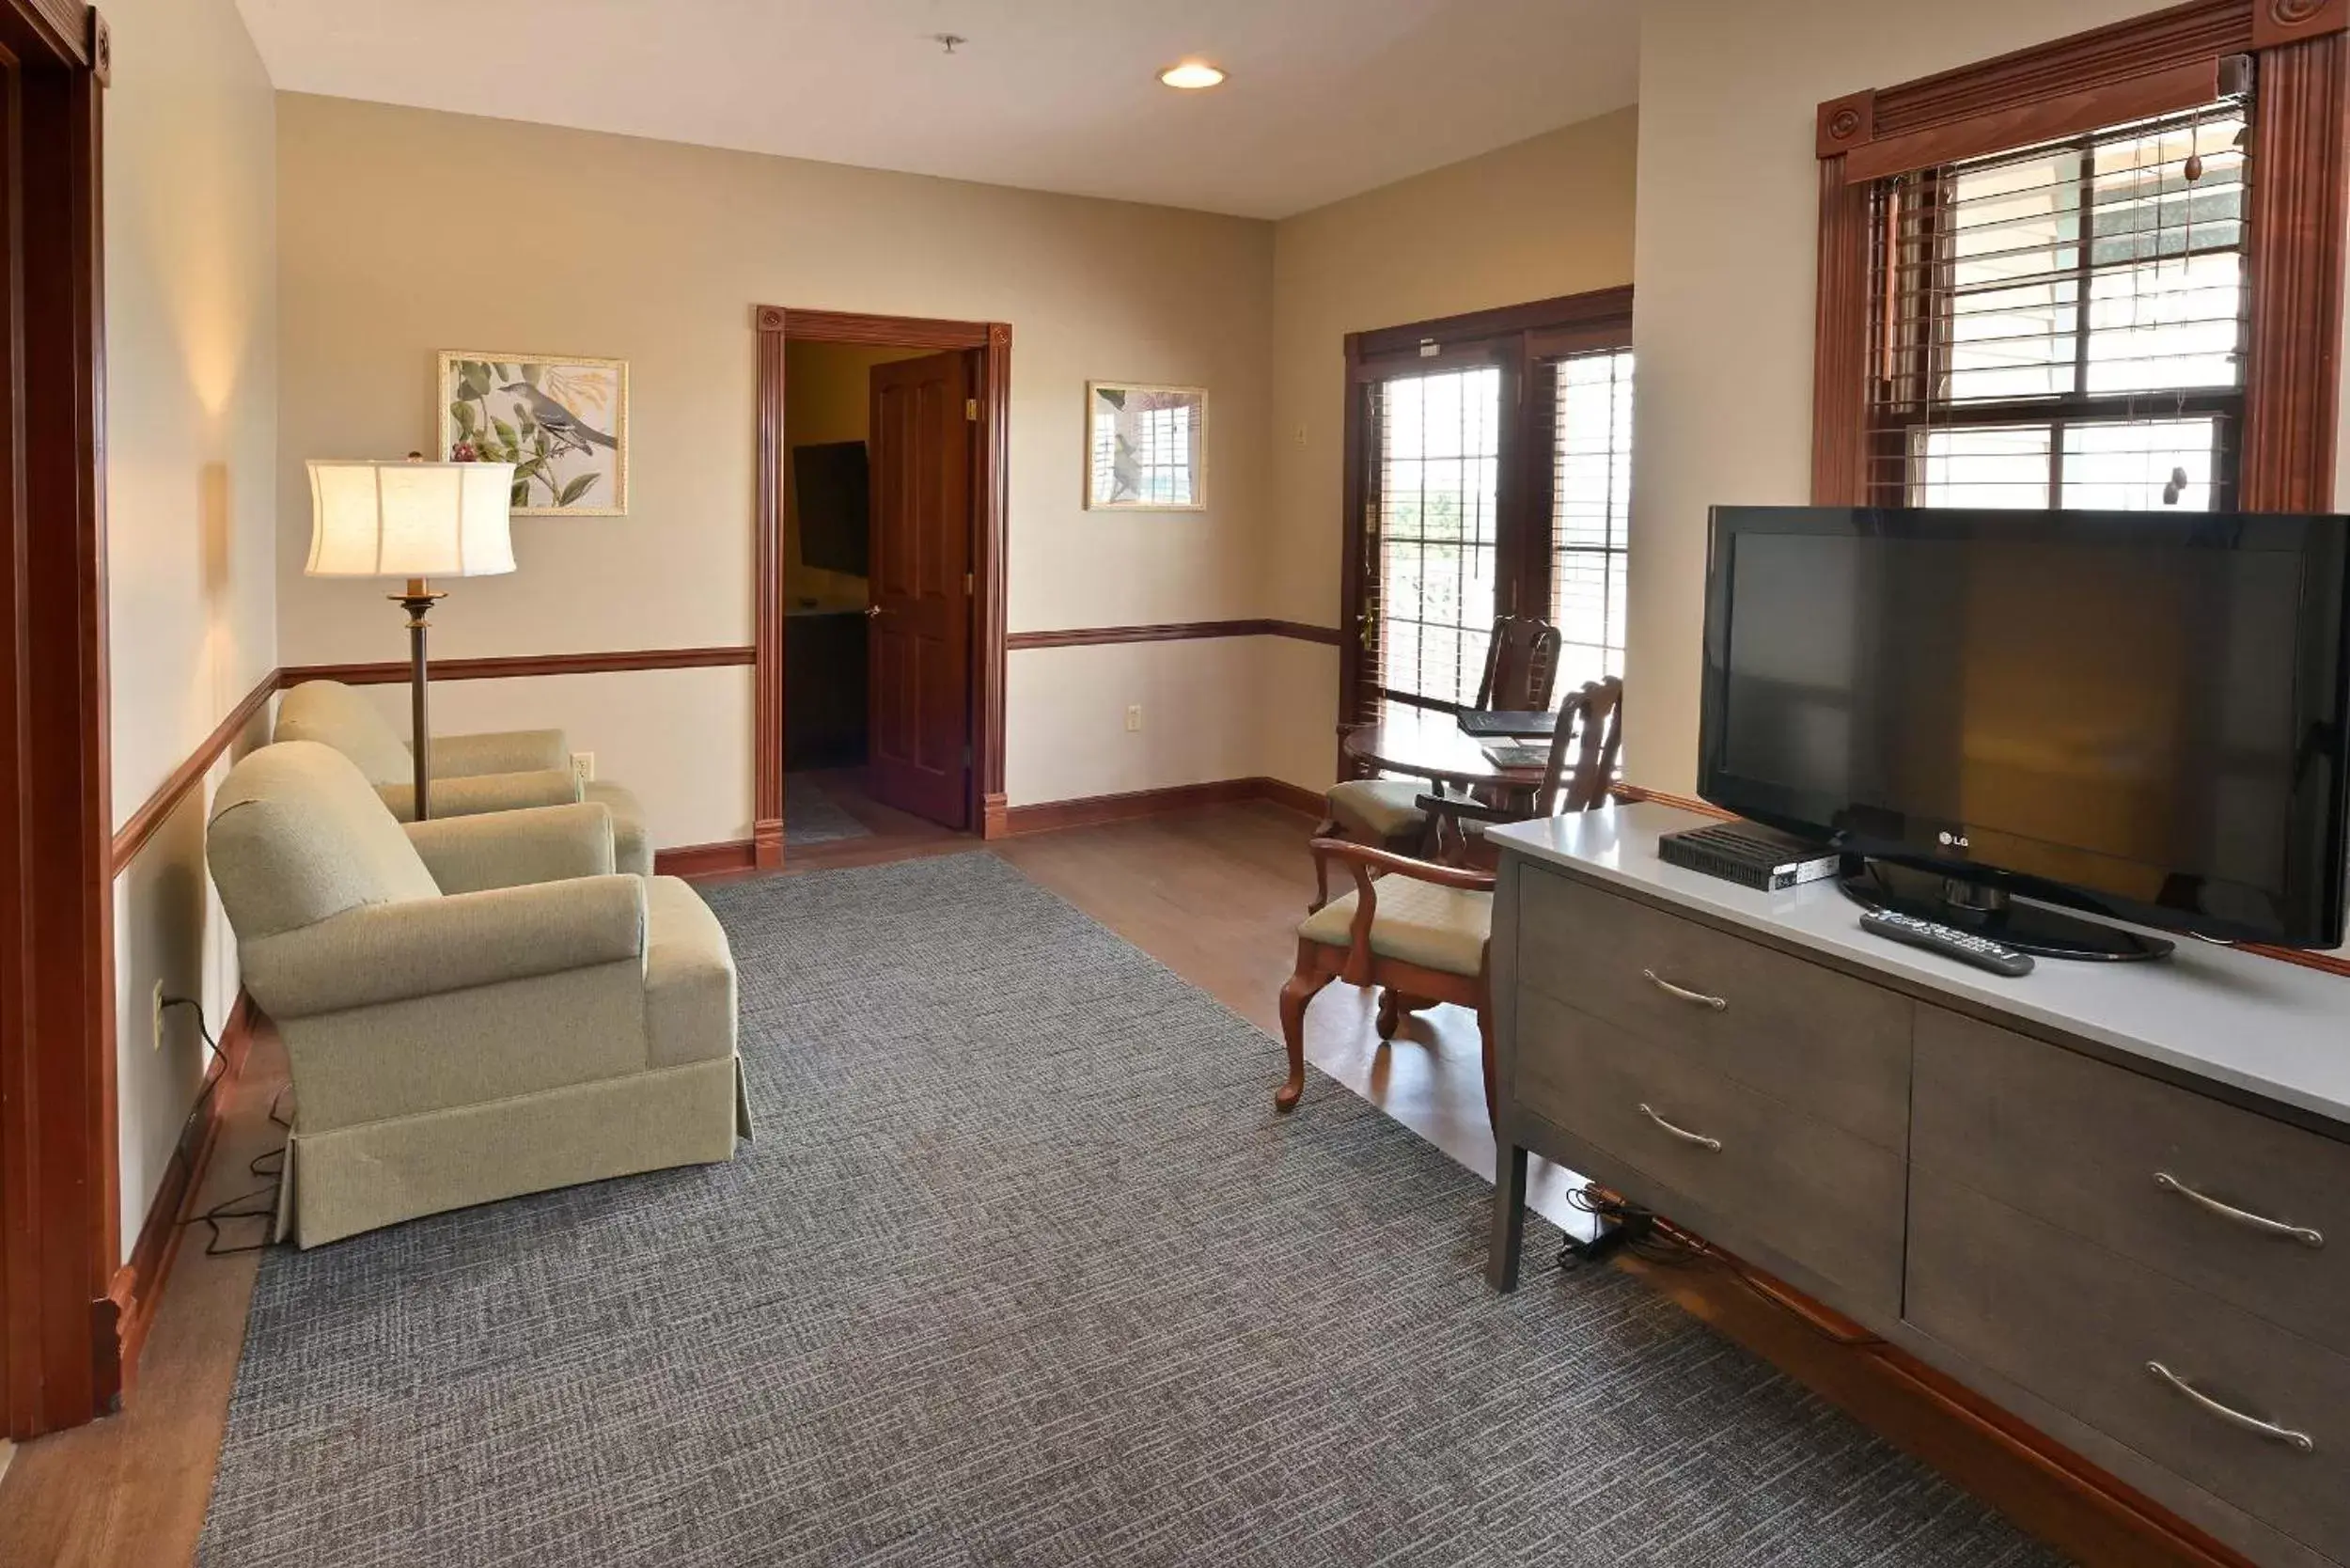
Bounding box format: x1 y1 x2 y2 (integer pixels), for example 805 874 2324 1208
1375 988 1401 1039
1277 960 1334 1113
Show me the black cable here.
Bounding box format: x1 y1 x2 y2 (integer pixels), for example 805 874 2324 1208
161 997 290 1257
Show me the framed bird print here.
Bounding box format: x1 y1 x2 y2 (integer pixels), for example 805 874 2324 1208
438 351 629 515
1085 382 1206 511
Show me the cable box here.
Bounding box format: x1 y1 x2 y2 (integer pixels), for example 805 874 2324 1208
1658 821 1840 892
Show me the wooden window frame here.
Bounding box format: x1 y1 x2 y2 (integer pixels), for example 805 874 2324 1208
1336 286 1634 759
1813 0 2350 512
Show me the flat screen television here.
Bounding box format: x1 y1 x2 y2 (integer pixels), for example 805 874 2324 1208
794 440 870 576
1698 506 2350 954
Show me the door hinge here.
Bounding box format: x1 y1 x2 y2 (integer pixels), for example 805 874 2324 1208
965 398 979 421
964 571 975 595
963 743 974 766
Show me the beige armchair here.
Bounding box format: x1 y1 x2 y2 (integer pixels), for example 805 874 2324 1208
207 741 748 1247
274 678 652 876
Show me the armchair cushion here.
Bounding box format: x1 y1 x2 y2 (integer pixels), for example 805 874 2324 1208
243 872 647 1019
431 728 568 776
644 874 737 1068
584 780 652 878
404 802 617 892
1298 876 1492 978
1325 777 1429 839
274 680 415 786
208 743 442 938
376 767 582 823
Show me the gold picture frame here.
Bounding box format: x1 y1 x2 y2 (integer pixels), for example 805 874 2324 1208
1085 381 1206 511
437 351 629 516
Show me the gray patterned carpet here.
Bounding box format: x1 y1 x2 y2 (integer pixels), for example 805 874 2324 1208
783 773 871 845
198 854 2062 1567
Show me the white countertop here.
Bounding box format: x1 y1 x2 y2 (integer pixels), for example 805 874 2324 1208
1490 802 2350 1129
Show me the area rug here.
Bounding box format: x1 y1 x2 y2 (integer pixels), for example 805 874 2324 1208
198 854 2061 1567
782 772 871 845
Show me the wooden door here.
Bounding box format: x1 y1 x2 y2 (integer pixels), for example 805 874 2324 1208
866 352 973 828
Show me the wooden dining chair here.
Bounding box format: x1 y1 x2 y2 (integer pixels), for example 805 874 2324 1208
1277 839 1498 1125
1419 676 1625 861
1310 616 1563 908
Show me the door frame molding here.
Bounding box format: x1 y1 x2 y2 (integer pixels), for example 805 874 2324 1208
752 306 1010 865
1 0 118 1438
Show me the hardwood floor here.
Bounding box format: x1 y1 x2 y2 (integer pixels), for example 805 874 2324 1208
0 797 2217 1567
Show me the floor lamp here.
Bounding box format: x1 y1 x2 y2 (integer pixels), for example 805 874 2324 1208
305 458 516 820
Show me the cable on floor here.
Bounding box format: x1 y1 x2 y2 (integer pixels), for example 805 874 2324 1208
162 997 290 1257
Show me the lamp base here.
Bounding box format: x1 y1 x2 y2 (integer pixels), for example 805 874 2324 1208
390 578 446 820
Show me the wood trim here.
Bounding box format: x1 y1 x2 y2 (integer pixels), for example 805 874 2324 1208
1001 776 1321 836
1810 159 1873 506
109 670 277 873
2239 28 2349 510
281 646 755 686
1 12 118 1440
1824 1 2254 158
1350 286 1635 363
103 992 253 1396
1005 619 1344 651
1842 58 2221 183
751 306 1010 871
651 839 758 879
2254 0 2350 49
981 792 1010 840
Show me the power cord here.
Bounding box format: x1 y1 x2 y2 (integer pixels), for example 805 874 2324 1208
161 996 290 1257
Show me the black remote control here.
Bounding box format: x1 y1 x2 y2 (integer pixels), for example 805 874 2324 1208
1859 909 2036 977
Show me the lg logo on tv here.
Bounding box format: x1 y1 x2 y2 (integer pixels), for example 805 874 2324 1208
1938 830 1971 850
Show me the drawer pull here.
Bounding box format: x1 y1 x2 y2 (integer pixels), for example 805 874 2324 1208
2153 1173 2324 1249
1638 1103 1722 1152
2145 1361 2315 1453
1641 969 1727 1011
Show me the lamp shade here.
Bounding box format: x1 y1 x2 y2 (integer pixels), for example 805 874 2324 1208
305 460 518 579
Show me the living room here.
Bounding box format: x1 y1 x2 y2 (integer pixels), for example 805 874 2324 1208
4 1 2348 1565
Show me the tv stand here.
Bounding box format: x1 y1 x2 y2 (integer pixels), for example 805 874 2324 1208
1838 856 2173 963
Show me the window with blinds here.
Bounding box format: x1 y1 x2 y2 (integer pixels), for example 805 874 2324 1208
1366 366 1503 709
1549 349 1634 693
1867 100 2249 510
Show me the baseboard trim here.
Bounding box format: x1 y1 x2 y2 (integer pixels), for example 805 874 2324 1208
654 839 760 879
1003 776 1321 836
104 990 257 1399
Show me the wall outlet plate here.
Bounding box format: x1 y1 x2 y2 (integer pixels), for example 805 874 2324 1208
150 980 165 1052
1124 704 1142 732
571 751 596 785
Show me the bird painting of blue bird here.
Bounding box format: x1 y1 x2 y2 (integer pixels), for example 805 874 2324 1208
439 351 629 515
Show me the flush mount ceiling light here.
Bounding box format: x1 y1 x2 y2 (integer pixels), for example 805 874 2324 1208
1158 60 1226 90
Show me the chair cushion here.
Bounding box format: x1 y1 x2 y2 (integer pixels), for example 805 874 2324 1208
643 875 737 1068
1297 875 1493 978
275 680 415 787
585 780 651 877
208 742 443 939
1324 777 1428 840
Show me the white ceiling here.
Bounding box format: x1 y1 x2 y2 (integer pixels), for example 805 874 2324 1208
231 0 1640 219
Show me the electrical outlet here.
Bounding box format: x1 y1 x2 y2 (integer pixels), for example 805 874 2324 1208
150 980 165 1052
1125 704 1143 733
571 750 596 786
1291 424 1308 448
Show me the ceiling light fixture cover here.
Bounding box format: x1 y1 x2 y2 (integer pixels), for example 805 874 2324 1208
1158 61 1226 90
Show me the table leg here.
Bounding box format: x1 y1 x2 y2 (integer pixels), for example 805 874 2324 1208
1487 1138 1528 1292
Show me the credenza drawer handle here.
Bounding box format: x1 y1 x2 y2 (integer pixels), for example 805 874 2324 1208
2154 1173 2324 1249
2145 1361 2314 1452
1638 1103 1722 1152
1642 969 1727 1011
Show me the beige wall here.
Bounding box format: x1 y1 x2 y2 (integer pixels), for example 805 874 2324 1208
104 0 279 1258
1625 0 2180 792
1261 110 1641 789
275 94 1275 835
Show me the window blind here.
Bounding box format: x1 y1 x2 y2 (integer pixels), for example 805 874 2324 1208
1548 349 1634 695
1361 365 1503 713
1866 99 2249 510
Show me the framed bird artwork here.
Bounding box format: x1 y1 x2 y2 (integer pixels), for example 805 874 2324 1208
438 351 629 516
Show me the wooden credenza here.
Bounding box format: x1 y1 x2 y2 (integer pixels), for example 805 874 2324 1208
1486 803 2350 1568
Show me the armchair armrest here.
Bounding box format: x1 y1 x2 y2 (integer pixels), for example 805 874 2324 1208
376 767 581 823
430 728 569 776
404 802 617 893
1306 837 1495 985
243 874 647 1019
